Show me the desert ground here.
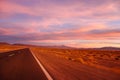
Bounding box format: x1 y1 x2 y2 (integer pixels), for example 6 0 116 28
0 43 120 80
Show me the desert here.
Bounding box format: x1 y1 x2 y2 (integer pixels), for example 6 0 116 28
0 43 120 80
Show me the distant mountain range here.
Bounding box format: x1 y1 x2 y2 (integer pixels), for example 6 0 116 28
40 45 75 49
79 47 120 51
14 43 75 49
99 47 120 50
0 42 120 50
0 42 10 45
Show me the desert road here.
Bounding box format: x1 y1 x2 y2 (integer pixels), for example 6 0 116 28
0 48 120 80
33 49 120 80
0 48 51 80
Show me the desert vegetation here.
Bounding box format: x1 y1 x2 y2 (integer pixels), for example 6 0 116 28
0 44 120 74
0 44 27 52
31 47 120 74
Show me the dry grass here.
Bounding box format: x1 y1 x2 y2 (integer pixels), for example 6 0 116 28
0 44 120 73
0 44 27 52
31 47 120 73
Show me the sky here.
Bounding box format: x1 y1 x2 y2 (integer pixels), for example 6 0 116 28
0 0 120 48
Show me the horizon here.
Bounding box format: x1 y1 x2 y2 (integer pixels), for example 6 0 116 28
0 41 120 48
0 0 120 48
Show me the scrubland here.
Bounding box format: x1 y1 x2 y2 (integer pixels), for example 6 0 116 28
0 44 120 74
0 45 24 52
31 47 120 74
0 44 27 52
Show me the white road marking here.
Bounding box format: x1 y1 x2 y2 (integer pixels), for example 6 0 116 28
8 54 15 57
31 51 53 80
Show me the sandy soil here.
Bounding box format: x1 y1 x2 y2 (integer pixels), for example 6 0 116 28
32 48 120 80
0 44 120 80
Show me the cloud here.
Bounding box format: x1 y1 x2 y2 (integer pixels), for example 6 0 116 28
0 19 120 39
1 0 120 20
0 22 120 43
88 29 120 39
0 0 120 47
0 22 40 35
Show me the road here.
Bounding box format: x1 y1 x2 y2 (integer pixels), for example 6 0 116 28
0 48 48 80
33 50 120 80
0 48 120 80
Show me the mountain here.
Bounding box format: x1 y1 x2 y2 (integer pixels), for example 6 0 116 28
0 42 119 50
44 45 76 49
0 42 10 45
13 43 38 47
78 47 120 51
13 43 75 49
100 47 120 50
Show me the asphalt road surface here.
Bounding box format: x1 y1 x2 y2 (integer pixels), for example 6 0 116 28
0 48 48 80
33 50 120 80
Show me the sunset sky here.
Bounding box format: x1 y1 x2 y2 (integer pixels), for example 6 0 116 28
0 0 120 48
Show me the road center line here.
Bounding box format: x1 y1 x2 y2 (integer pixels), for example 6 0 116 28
31 50 53 80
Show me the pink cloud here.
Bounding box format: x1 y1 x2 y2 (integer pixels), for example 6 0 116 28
0 0 120 48
0 25 41 35
89 29 120 39
0 0 36 16
1 0 120 20
0 21 120 41
0 27 13 35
